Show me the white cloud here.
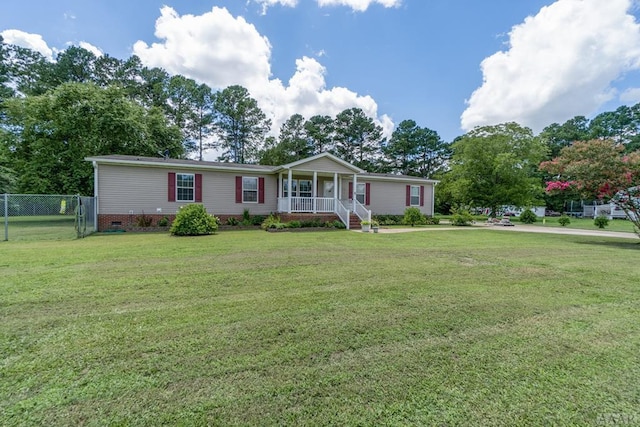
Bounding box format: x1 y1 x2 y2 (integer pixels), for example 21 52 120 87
134 6 272 89
134 6 392 140
461 0 640 133
254 56 393 136
255 0 299 15
0 29 55 61
316 0 401 12
78 41 103 57
620 87 640 103
255 0 401 13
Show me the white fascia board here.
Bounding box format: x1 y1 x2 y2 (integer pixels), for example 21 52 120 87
84 157 277 174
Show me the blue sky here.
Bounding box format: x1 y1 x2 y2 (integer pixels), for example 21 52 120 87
2 0 640 144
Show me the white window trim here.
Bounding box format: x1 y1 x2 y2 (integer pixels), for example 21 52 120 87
176 173 195 202
243 176 259 203
355 183 366 204
410 185 420 206
298 179 312 198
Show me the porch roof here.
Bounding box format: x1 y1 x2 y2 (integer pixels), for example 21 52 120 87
275 152 364 174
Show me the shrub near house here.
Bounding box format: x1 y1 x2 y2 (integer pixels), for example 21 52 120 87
170 204 219 236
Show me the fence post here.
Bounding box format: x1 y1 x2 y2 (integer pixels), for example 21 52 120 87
4 193 8 241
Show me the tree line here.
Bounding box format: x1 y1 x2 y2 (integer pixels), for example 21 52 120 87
1 38 639 217
0 39 449 195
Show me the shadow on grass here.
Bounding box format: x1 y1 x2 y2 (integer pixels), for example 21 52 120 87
575 240 640 250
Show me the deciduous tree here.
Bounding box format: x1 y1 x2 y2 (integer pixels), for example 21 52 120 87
540 139 640 238
448 122 546 216
4 83 183 195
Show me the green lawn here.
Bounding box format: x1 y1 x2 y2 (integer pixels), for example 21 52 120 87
2 215 78 241
522 217 637 233
1 229 639 426
435 214 638 234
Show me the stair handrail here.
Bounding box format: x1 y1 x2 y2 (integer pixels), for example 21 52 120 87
335 199 350 230
353 199 371 223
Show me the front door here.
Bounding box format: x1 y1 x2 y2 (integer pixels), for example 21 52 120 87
323 181 334 198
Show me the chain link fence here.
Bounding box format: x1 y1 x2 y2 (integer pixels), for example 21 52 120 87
2 194 96 241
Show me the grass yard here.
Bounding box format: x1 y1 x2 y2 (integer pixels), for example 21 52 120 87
525 217 638 234
1 229 639 426
2 215 78 241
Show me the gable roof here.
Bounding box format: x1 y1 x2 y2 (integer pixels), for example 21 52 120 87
277 152 364 173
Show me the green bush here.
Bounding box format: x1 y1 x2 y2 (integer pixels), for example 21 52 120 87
251 215 266 226
425 216 440 225
288 220 301 229
373 214 403 225
452 212 473 226
136 212 153 227
241 209 252 226
403 207 426 227
558 215 571 227
227 217 239 226
450 205 473 226
594 215 609 229
170 204 219 236
301 218 323 228
157 216 169 227
333 220 346 229
519 209 537 224
261 214 282 230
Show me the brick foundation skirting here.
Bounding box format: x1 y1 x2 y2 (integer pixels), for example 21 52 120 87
97 212 341 231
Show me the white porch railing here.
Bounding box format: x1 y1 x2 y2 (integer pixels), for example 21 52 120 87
277 197 335 213
336 199 350 230
353 199 371 223
277 197 354 229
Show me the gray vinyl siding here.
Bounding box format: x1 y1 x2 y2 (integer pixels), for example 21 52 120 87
96 164 277 215
338 178 435 216
291 157 357 174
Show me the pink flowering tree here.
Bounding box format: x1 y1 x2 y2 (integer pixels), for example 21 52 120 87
539 139 640 238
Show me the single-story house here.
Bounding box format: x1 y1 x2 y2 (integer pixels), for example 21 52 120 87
85 152 439 231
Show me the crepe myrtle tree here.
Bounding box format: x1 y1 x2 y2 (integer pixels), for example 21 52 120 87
540 139 640 239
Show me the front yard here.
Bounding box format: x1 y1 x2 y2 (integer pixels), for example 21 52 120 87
1 229 639 425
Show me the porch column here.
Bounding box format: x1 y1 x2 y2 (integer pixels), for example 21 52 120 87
431 183 436 217
352 173 357 211
312 171 318 213
278 173 283 212
333 173 338 211
287 169 293 213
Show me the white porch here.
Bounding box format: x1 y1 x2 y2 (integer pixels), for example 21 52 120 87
277 196 336 213
275 171 370 229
